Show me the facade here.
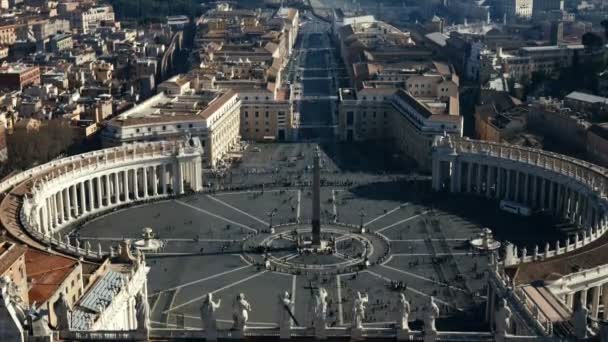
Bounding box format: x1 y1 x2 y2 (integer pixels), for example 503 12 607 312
503 0 534 18
102 90 240 167
74 5 115 34
587 124 608 167
0 64 41 91
49 33 73 53
239 89 293 141
338 88 462 170
0 24 18 46
0 242 28 304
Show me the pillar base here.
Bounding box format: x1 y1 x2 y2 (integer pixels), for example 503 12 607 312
424 330 437 342
397 329 411 341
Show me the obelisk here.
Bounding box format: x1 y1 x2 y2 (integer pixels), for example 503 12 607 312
312 147 321 246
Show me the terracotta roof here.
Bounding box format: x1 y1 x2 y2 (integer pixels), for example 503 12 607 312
26 249 79 304
0 242 27 275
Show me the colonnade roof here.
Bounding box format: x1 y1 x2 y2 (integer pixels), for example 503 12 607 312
510 233 608 285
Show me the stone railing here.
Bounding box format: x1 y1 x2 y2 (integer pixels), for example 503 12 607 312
504 224 608 266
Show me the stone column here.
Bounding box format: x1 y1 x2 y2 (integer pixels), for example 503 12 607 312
602 284 608 320
540 178 546 209
134 168 140 199
124 169 130 202
523 173 529 204
531 175 537 207
153 166 159 196
57 189 64 223
143 166 149 198
71 184 78 217
431 158 441 191
96 177 102 209
175 161 184 194
41 202 48 234
565 293 573 309
466 162 473 193
496 167 503 199
105 174 112 205
114 173 121 203
505 169 511 200
476 164 483 194
514 171 520 202
592 286 601 319
79 182 86 213
485 166 493 198
88 178 95 210
581 289 589 307
161 164 167 194
52 193 59 228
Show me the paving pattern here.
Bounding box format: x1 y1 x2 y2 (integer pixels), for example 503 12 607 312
74 143 566 332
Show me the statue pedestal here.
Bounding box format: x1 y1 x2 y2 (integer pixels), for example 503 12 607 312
351 327 364 340
279 325 291 340
315 324 327 340
494 332 506 342
205 329 218 342
231 329 245 339
424 330 438 342
397 328 411 341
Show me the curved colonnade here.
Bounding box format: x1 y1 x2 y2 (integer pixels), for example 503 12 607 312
432 136 608 266
1 139 204 260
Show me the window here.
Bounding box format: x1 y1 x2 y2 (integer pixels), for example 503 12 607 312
189 124 193 128
162 126 166 130
244 112 248 118
136 128 140 133
177 124 182 129
147 127 151 132
265 112 269 118
255 112 259 118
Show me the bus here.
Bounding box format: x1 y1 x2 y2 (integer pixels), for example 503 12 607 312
499 200 532 217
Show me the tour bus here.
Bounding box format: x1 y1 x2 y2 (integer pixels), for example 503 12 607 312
499 200 532 217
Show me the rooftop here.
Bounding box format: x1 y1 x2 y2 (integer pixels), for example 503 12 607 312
26 249 79 304
0 241 27 275
565 91 608 105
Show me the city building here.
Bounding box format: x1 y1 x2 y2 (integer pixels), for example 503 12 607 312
0 64 41 91
73 5 115 34
338 87 462 170
102 89 241 167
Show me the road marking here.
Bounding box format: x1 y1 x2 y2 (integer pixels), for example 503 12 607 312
166 271 268 313
363 203 409 227
390 253 470 257
336 275 344 325
376 211 430 233
175 200 257 233
297 190 301 222
380 264 468 293
390 238 468 242
207 195 268 226
364 270 461 310
150 264 252 296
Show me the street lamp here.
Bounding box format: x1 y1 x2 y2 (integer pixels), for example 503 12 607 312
268 208 277 234
359 208 366 234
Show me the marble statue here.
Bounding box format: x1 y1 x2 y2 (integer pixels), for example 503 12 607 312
495 298 511 336
352 291 369 330
572 299 589 339
232 293 251 332
396 293 411 330
201 293 221 341
53 292 71 331
135 291 150 332
278 291 293 339
424 296 440 333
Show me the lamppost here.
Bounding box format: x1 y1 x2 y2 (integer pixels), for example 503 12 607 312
359 208 366 234
268 208 277 234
